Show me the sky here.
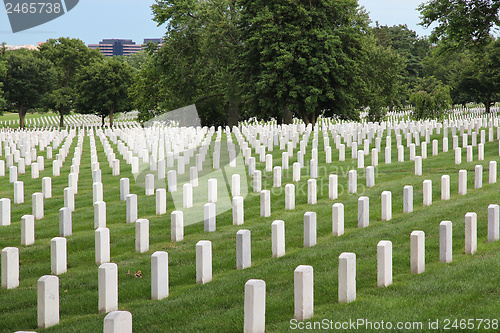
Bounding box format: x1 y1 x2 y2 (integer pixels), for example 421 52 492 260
0 0 431 46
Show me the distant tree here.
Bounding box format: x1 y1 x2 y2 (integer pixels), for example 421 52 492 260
362 38 406 121
372 24 430 90
147 0 242 127
423 44 474 106
238 0 369 126
3 49 56 128
419 0 500 50
38 37 102 127
410 76 452 120
0 50 6 112
113 50 151 72
75 58 135 126
455 39 500 113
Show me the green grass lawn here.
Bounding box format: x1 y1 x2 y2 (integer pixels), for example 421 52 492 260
1 118 500 332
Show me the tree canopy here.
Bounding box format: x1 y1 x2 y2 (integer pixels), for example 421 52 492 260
419 0 500 49
238 0 370 126
75 58 135 126
3 49 56 128
38 37 102 127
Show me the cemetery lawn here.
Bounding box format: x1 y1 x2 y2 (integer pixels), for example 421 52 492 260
1 126 500 332
0 112 59 128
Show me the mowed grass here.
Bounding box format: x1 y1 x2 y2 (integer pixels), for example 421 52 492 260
0 121 500 332
0 112 60 128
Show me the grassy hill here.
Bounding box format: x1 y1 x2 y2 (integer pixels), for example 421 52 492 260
1 117 500 332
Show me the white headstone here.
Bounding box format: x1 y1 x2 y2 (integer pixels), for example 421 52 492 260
410 230 425 274
244 279 265 333
14 181 24 204
232 174 241 196
403 185 413 213
50 237 67 275
465 212 477 254
294 265 313 320
208 178 218 203
126 194 138 223
59 207 72 236
271 220 285 258
135 219 149 253
475 165 483 189
98 263 118 313
455 147 461 164
167 170 177 192
42 177 52 199
120 178 129 201
204 203 216 232
338 252 356 303
414 156 422 176
441 175 450 200
366 166 375 188
156 188 167 215
151 251 169 300
183 183 193 208
145 174 155 196
171 211 184 242
103 311 132 333
458 169 467 195
423 180 432 206
329 174 338 200
1 247 19 289
285 184 295 210
358 196 369 228
348 170 357 193
32 193 44 220
21 215 35 246
489 161 497 184
273 166 282 187
439 221 452 263
37 275 59 328
381 191 392 221
232 196 244 225
488 204 499 242
377 240 392 287
95 228 110 265
196 240 212 284
304 212 317 247
260 190 271 217
236 229 251 269
64 187 75 212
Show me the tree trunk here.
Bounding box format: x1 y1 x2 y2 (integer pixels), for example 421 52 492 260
59 112 64 128
283 106 293 124
101 114 105 127
227 101 239 128
109 106 115 127
19 106 26 129
310 112 317 128
485 98 492 113
302 112 310 126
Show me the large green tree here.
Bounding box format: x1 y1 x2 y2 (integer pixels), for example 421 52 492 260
75 58 135 126
419 0 500 49
362 38 406 121
410 76 452 120
2 49 56 128
372 24 430 89
238 0 369 126
0 46 6 112
38 37 102 127
140 0 241 127
455 39 500 112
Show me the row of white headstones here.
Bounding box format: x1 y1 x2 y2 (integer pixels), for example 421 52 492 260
2 111 500 332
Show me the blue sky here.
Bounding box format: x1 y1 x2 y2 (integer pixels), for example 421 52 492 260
0 0 430 46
